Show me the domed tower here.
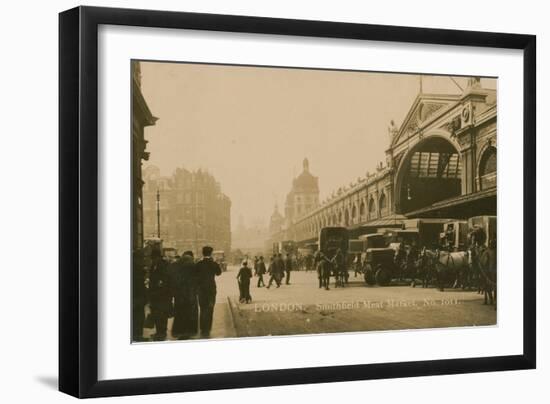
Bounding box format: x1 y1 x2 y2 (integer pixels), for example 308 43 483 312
284 158 320 225
269 204 284 235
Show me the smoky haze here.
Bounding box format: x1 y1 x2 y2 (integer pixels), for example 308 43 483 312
139 61 495 230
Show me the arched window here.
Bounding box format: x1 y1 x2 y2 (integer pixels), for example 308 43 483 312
379 192 388 217
360 201 366 218
479 146 497 190
344 209 350 226
368 197 376 219
351 205 357 222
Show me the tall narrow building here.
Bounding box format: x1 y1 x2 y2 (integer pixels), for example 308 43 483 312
284 158 320 225
132 61 157 250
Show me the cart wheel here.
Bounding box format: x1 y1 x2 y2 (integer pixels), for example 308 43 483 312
364 264 376 285
375 266 391 286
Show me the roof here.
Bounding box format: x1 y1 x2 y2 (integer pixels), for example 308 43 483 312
292 170 319 193
391 93 461 148
405 188 496 218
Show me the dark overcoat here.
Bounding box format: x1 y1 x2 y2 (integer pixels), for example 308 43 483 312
170 255 199 337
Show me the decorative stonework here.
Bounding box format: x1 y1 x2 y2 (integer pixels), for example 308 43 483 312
419 102 445 122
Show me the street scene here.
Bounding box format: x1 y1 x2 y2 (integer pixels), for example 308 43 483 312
131 60 497 342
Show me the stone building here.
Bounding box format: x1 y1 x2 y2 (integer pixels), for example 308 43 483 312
132 61 157 250
284 158 320 226
271 77 497 246
142 165 231 255
269 204 285 236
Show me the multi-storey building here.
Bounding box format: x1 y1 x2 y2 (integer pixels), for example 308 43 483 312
271 77 497 246
132 61 157 250
142 165 231 255
284 158 320 226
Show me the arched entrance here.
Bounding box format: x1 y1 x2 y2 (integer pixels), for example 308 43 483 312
395 135 462 214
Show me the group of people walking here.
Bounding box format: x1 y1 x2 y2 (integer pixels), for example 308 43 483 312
144 245 223 341
234 254 293 305
265 253 293 288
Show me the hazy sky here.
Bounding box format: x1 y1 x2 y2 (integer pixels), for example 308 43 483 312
140 61 495 230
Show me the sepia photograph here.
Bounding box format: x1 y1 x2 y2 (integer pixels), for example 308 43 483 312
131 60 497 343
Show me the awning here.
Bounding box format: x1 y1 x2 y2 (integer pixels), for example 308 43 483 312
347 214 407 231
404 187 496 219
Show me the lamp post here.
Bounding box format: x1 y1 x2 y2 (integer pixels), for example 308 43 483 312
156 189 161 239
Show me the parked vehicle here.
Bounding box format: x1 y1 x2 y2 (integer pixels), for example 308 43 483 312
402 218 454 249
319 227 349 256
162 247 178 262
442 220 469 251
358 233 395 286
213 250 227 271
467 216 497 247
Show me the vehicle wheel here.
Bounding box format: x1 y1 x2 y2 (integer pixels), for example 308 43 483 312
364 264 376 285
375 266 391 286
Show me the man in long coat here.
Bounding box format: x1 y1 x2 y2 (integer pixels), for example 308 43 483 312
149 255 173 341
256 256 266 287
170 251 198 340
132 248 146 341
195 246 222 338
284 253 293 285
267 254 284 288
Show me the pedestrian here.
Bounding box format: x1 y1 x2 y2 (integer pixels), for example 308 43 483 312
284 253 293 285
267 254 282 288
253 256 259 275
353 253 361 277
256 256 266 287
314 250 332 289
195 245 222 338
237 261 253 303
132 248 146 342
170 250 198 340
149 254 173 341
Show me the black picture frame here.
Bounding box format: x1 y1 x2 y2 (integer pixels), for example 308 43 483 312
59 6 536 398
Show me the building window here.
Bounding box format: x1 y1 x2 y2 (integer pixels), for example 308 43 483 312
479 146 497 190
379 193 387 217
368 197 376 220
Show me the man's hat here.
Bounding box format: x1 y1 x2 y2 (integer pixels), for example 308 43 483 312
202 245 213 256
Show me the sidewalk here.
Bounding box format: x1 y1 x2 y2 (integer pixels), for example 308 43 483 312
142 298 236 341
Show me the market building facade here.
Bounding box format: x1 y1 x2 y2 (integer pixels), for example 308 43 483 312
270 78 497 246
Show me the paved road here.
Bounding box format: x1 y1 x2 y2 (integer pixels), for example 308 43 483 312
222 265 497 338
143 264 496 341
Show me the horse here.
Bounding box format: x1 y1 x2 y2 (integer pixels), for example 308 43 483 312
416 248 469 291
331 249 348 288
415 248 438 288
316 256 332 290
434 250 470 291
478 241 497 307
467 226 489 294
402 246 420 287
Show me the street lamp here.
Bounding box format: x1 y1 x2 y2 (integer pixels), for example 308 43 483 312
156 189 161 238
